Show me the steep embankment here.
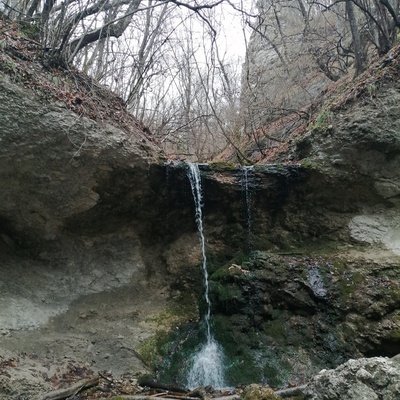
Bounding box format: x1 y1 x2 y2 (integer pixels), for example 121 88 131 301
0 21 204 398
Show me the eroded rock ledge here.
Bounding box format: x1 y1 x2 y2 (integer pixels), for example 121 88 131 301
0 74 160 240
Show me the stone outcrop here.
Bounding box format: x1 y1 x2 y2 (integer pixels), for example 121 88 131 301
0 72 202 397
292 82 400 254
305 355 400 400
0 74 159 240
206 251 400 387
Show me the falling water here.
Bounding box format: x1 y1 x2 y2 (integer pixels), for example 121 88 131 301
186 163 226 389
187 336 226 390
241 166 254 252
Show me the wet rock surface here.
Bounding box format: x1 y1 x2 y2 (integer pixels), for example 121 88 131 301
205 251 400 387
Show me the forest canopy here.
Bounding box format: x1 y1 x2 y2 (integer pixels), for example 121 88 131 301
1 0 399 160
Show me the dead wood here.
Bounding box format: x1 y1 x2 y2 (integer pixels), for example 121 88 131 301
111 396 203 400
138 376 187 393
211 395 239 400
42 375 99 400
275 384 307 398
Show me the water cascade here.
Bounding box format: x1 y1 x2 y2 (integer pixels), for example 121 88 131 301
186 163 226 389
241 166 255 252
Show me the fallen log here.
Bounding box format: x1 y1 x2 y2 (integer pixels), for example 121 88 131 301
212 395 239 400
93 388 307 400
138 376 187 393
42 375 99 400
105 396 203 400
275 384 307 398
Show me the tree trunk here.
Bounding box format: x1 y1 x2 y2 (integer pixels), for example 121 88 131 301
67 0 142 62
346 0 365 76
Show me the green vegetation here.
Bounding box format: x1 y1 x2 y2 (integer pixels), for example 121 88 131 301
329 260 366 302
136 299 199 379
208 162 238 171
212 282 243 303
20 22 40 40
137 330 172 367
241 384 282 400
0 60 16 73
263 320 286 346
309 109 334 132
138 252 398 389
300 158 322 171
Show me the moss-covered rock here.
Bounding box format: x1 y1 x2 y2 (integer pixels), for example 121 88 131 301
205 252 400 386
242 384 281 400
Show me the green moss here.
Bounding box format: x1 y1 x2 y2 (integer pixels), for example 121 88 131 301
324 260 366 303
137 330 171 366
387 328 400 340
264 319 287 345
261 348 294 388
308 109 333 132
137 299 198 371
20 22 40 40
145 299 197 327
332 260 346 273
212 315 264 385
210 315 297 387
386 315 400 339
337 270 365 301
211 266 250 282
208 162 238 171
300 158 321 170
263 365 284 389
224 353 264 385
0 60 16 73
138 321 207 386
212 282 243 303
242 384 282 400
210 266 231 280
352 272 364 284
389 289 400 303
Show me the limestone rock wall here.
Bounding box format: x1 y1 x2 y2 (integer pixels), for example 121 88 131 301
0 73 201 389
0 74 158 240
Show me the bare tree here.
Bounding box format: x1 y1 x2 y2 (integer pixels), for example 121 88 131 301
346 0 366 75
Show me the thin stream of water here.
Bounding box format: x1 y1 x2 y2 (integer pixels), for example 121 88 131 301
187 163 211 338
242 166 254 251
186 162 226 389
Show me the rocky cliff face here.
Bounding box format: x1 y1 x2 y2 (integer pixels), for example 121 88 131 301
0 72 203 397
1 42 400 398
154 49 400 389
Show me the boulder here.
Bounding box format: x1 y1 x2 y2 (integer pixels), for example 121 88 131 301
305 355 400 400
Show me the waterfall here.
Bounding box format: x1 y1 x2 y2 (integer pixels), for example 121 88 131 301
187 336 226 390
241 166 254 252
186 163 226 389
